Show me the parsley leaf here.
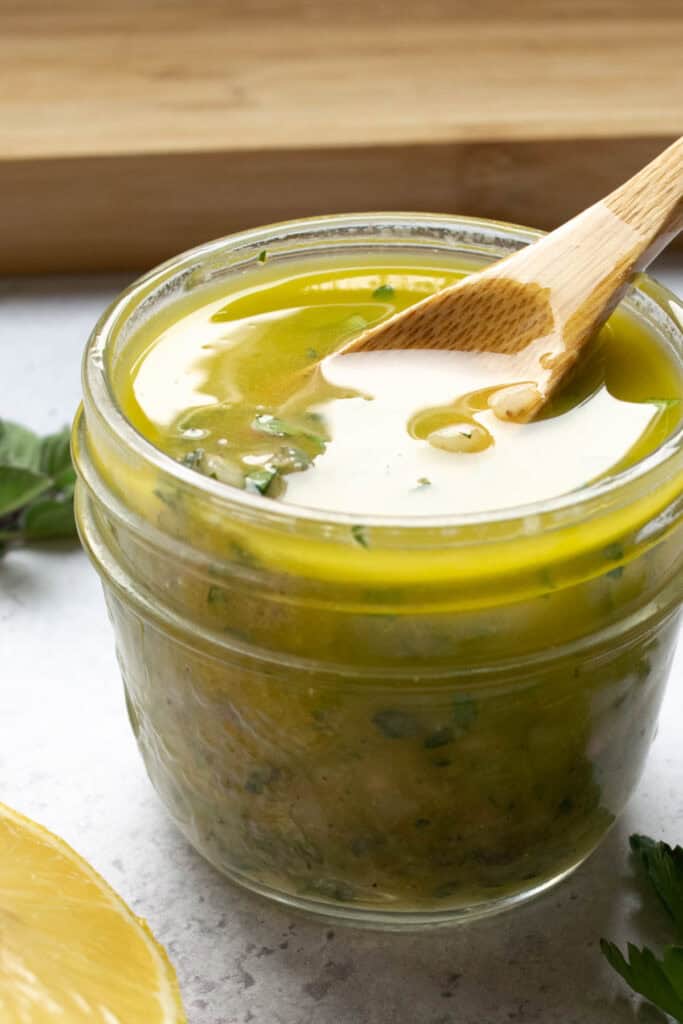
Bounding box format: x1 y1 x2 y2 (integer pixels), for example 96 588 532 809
602 835 683 1021
630 835 683 934
600 941 683 1021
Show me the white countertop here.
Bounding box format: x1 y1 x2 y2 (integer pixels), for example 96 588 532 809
1 261 682 1024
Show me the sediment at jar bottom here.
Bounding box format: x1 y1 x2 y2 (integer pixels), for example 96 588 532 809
106 586 677 917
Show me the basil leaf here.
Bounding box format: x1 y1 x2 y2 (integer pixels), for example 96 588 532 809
39 428 73 479
21 496 76 540
0 467 52 516
0 420 42 470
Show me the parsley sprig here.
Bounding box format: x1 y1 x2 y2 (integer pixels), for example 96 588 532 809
0 420 77 555
602 834 683 1021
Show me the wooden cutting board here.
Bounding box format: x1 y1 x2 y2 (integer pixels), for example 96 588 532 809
1 0 682 273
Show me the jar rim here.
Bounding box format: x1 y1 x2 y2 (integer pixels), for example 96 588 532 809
81 211 683 537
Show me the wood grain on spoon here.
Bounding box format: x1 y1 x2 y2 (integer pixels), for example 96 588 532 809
338 136 683 422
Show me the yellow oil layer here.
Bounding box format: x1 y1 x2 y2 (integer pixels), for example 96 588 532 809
116 253 682 518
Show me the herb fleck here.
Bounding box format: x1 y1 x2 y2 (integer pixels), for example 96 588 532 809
245 765 280 794
453 696 478 730
245 466 278 495
372 708 419 739
351 524 369 548
257 249 267 263
424 726 454 749
180 448 204 469
373 284 395 299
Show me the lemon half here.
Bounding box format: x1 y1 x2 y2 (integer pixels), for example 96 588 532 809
0 801 186 1023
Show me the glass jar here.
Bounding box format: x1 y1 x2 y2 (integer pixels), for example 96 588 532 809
72 214 683 929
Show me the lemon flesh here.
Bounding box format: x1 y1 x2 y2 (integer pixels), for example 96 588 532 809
0 802 186 1024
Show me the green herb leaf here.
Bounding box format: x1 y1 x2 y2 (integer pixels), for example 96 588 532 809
0 467 52 517
351 524 369 548
630 835 683 934
373 284 395 299
21 494 76 540
245 466 278 495
257 249 267 263
601 941 683 1022
39 428 73 480
602 835 683 1021
0 421 78 554
0 420 42 470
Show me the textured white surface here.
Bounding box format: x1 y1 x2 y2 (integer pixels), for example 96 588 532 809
0 261 682 1024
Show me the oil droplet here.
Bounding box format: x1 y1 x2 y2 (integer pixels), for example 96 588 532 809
428 423 492 454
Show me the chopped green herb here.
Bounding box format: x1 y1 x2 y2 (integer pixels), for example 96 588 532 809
453 696 478 730
539 567 556 590
606 565 624 580
351 524 369 548
602 834 683 1022
252 414 296 438
272 445 311 471
343 314 368 334
208 585 228 605
372 284 395 299
180 448 204 469
257 249 267 263
245 466 278 495
423 727 454 749
228 539 259 568
305 347 319 360
372 708 419 739
252 413 327 447
604 541 625 562
245 765 280 794
154 487 180 510
416 477 431 488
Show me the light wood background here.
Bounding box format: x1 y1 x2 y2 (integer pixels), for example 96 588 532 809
1 0 681 272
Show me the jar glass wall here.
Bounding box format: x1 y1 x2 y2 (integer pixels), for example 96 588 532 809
73 214 683 928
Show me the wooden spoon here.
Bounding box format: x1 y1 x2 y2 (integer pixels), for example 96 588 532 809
337 136 683 422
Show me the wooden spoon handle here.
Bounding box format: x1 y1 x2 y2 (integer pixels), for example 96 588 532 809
605 135 683 266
